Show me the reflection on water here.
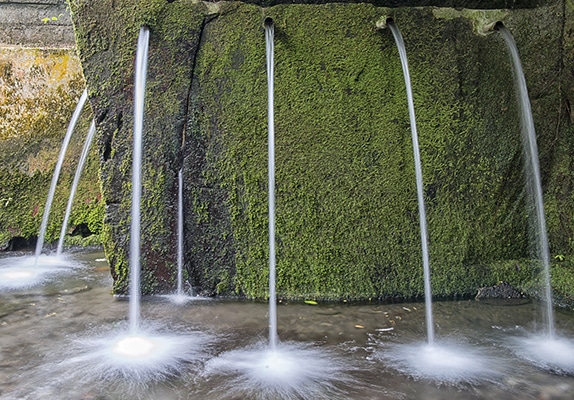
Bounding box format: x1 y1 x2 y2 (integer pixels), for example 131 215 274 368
1 250 574 399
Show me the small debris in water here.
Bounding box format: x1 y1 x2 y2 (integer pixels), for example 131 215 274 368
375 327 394 332
61 286 90 295
402 307 412 312
354 324 365 329
304 300 318 305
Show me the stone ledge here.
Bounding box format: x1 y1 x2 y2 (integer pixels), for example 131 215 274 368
0 1 74 47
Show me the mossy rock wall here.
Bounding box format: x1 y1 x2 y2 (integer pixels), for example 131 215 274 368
0 46 103 250
70 0 574 301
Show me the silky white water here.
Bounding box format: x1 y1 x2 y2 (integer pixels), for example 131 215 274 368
162 168 199 304
57 325 212 384
129 26 149 333
56 119 97 256
497 25 574 373
5 251 574 399
265 17 278 351
0 253 79 290
203 341 353 400
377 20 500 384
498 25 554 337
36 27 215 386
34 89 89 262
387 19 434 345
201 19 353 398
177 168 184 296
372 339 502 385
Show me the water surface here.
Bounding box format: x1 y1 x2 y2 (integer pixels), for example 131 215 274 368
1 250 573 399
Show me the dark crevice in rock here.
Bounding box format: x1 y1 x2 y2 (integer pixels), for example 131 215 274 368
95 107 108 124
71 223 93 238
182 14 237 296
116 110 123 131
102 135 113 162
1 236 37 252
178 16 208 165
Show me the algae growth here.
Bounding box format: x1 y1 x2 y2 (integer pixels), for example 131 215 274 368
65 0 574 303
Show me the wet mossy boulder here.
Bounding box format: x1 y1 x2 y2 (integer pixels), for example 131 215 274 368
70 0 574 302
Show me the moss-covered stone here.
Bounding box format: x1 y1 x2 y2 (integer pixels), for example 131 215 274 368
69 0 207 294
70 0 574 304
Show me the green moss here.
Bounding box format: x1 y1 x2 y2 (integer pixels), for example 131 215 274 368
190 2 570 301
551 258 574 306
63 233 103 247
70 1 573 303
70 0 206 294
0 96 103 248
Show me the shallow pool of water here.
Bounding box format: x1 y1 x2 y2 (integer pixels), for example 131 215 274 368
1 250 573 399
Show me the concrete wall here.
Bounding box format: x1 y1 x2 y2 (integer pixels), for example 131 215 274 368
0 0 74 47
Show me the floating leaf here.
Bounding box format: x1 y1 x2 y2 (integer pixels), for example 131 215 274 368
354 324 365 329
304 300 318 305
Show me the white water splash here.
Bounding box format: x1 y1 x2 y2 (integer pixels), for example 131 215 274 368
203 341 353 399
0 254 79 290
160 292 208 305
373 339 503 385
55 325 213 384
509 334 574 374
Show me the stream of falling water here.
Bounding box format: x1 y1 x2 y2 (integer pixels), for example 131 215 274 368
387 19 434 345
176 168 184 296
34 89 88 263
129 26 149 333
498 24 555 337
56 119 97 256
265 17 278 351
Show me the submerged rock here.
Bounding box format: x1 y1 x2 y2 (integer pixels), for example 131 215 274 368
475 281 529 305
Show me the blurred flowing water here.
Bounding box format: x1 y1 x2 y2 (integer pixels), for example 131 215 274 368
386 18 434 345
1 250 574 399
498 24 554 337
34 89 89 262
